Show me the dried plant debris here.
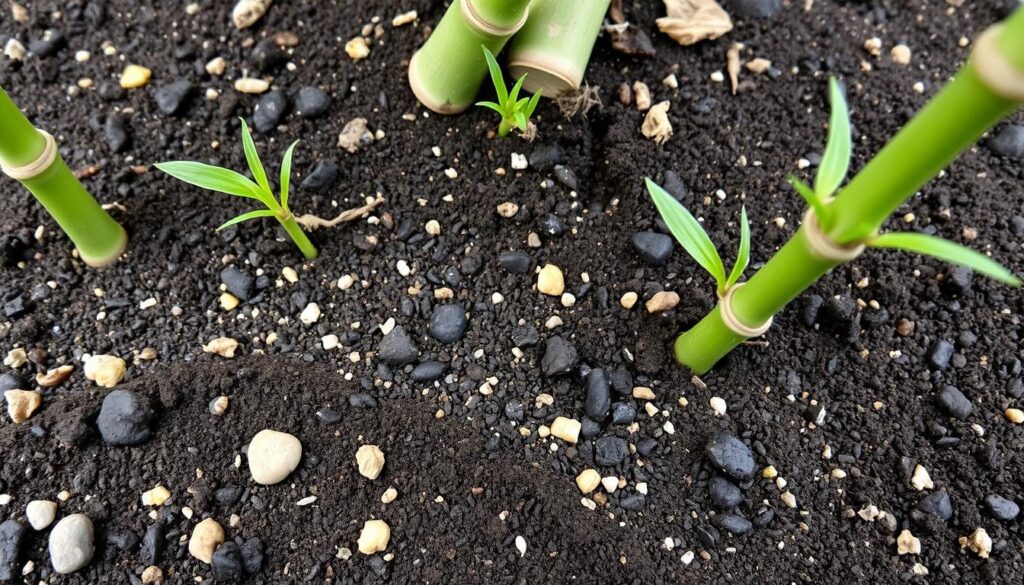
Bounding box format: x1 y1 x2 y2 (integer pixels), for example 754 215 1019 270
727 42 743 95
641 101 673 144
555 84 602 119
295 196 386 231
610 0 626 24
657 0 733 46
232 0 272 30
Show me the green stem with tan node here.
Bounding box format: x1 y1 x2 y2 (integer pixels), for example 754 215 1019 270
652 8 1024 375
408 0 531 114
0 85 127 266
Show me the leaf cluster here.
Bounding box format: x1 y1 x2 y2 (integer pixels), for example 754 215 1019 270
475 45 542 137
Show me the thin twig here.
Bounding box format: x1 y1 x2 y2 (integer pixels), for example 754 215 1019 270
294 196 385 231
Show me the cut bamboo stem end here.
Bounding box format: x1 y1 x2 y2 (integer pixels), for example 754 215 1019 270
408 0 529 114
971 24 1024 102
79 228 128 268
718 283 772 338
505 0 610 97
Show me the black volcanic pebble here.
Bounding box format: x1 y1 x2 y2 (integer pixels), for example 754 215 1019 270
541 336 578 376
609 368 633 396
662 170 686 199
580 417 601 440
0 520 27 582
348 393 378 408
553 165 578 190
0 373 25 393
411 361 445 382
528 144 563 170
97 390 154 445
585 369 611 421
140 523 164 565
240 538 264 575
927 340 955 370
301 161 339 192
212 542 244 581
610 402 636 425
511 325 539 347
935 385 972 419
104 113 129 153
315 409 342 425
595 436 630 466
28 30 65 57
985 495 1020 521
429 304 468 344
254 90 289 132
221 266 254 301
705 432 755 481
709 476 743 509
377 326 418 366
711 513 753 535
944 266 973 296
729 0 782 18
295 86 331 118
251 39 287 73
631 232 674 265
987 125 1024 158
636 438 658 457
498 251 531 274
153 80 193 115
504 402 525 421
800 294 824 327
620 495 645 511
917 491 953 522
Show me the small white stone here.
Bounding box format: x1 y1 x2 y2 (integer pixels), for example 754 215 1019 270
381 487 398 504
282 266 299 283
444 168 458 179
141 485 172 507
709 396 727 416
357 519 390 554
205 57 226 76
202 337 239 358
575 469 601 494
425 220 441 235
338 274 355 290
26 500 58 530
300 302 321 324
83 354 126 388
356 444 385 480
396 260 411 277
537 264 565 296
601 476 618 493
345 36 370 60
897 529 921 555
234 78 270 94
4 348 27 368
48 514 94 574
322 334 340 350
560 293 576 307
911 464 933 491
515 535 527 557
296 496 318 506
188 518 224 564
247 430 302 485
511 153 528 170
550 417 581 443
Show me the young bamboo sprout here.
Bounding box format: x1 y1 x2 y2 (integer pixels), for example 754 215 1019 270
408 0 531 114
656 6 1024 374
156 119 318 260
506 0 611 97
0 85 127 267
476 46 542 137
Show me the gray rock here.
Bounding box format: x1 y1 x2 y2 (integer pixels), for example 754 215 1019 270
541 336 577 377
378 326 418 366
220 266 254 301
212 542 244 581
631 232 674 266
595 436 630 466
985 495 1019 521
987 125 1024 158
729 0 781 18
253 90 288 132
705 432 755 481
498 251 531 274
294 87 331 118
936 385 972 420
48 514 94 574
585 369 611 421
429 304 468 344
927 340 955 370
917 491 953 521
104 113 129 153
709 476 743 509
610 402 636 425
411 361 445 382
300 161 338 193
0 519 27 581
97 390 153 445
140 523 163 565
153 80 193 115
712 513 753 535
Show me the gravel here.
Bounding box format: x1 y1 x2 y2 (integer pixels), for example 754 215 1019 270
917 490 954 521
631 232 674 266
935 385 972 420
301 160 339 192
986 125 1024 158
709 476 744 509
984 495 1020 521
294 86 331 118
541 336 578 377
594 436 630 466
585 369 611 421
712 513 753 535
212 542 244 580
0 519 27 581
254 90 289 132
153 79 192 115
221 266 255 301
705 432 756 481
96 390 154 445
48 514 94 574
498 251 531 274
378 326 418 366
429 304 468 344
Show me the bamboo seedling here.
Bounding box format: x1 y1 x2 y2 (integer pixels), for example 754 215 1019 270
156 119 318 260
408 0 531 114
0 85 127 266
476 46 542 137
650 6 1024 374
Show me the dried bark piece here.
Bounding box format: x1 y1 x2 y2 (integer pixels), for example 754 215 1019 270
657 0 733 46
641 101 673 144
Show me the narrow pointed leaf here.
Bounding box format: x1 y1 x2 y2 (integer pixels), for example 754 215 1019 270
216 209 277 231
155 161 266 201
645 178 726 290
482 46 508 106
514 111 527 132
475 101 504 115
814 77 851 199
870 232 1021 287
524 92 542 118
509 75 525 105
726 206 751 290
239 118 272 197
788 175 832 231
280 140 299 212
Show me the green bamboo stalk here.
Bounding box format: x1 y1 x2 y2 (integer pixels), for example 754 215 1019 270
0 86 127 267
409 0 531 113
281 214 317 260
506 0 611 96
675 11 1024 374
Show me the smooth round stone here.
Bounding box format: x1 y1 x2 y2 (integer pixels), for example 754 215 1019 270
253 90 288 132
704 432 755 481
411 361 445 382
712 513 753 535
0 519 27 581
429 304 468 344
301 160 339 193
153 79 192 115
631 232 674 266
594 436 630 466
48 514 94 574
917 490 953 521
709 476 743 509
985 495 1020 521
377 326 418 366
987 125 1024 158
247 429 302 485
936 385 972 420
97 390 154 445
498 251 531 274
294 87 331 118
585 369 611 421
26 500 57 530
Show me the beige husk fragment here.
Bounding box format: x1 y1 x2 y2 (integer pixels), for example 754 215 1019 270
295 196 385 231
656 0 733 45
641 101 673 144
555 84 602 119
727 42 743 95
232 0 272 29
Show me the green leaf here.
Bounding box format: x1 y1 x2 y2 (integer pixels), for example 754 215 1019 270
524 92 542 118
815 77 851 199
645 178 726 291
726 206 750 290
239 118 272 197
788 175 831 231
475 101 504 115
155 161 267 202
508 74 525 106
216 209 277 231
481 45 508 106
869 232 1021 287
514 111 527 132
279 140 298 212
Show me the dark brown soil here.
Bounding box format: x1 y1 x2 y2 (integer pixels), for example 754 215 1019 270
1 0 1023 583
